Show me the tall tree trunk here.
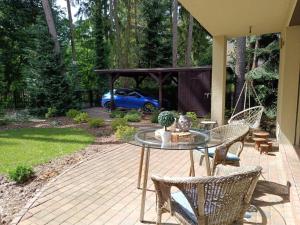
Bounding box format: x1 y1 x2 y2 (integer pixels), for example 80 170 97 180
172 0 178 67
42 0 60 55
134 0 139 65
112 0 123 68
251 37 259 70
124 0 131 68
234 37 246 112
66 0 77 63
185 13 193 66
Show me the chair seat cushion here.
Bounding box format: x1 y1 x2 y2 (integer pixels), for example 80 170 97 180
171 191 197 224
197 147 240 161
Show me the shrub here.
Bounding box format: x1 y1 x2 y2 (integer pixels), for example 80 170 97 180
88 118 105 128
115 125 136 141
127 109 141 115
158 111 175 130
111 118 128 131
124 113 141 122
4 110 31 122
73 112 89 123
66 109 81 119
9 165 34 183
151 110 160 123
28 107 48 117
0 118 9 126
110 109 126 118
186 112 198 127
45 107 57 119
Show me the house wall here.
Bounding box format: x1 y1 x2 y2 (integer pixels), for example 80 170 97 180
277 26 300 145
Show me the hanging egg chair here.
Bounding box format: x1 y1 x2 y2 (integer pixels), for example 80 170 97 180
228 78 264 129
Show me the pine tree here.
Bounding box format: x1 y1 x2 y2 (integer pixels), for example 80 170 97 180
140 0 172 68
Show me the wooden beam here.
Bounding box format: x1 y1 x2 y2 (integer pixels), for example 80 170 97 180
149 73 159 82
109 75 116 110
158 73 163 109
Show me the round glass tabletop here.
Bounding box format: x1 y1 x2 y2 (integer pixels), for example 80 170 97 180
128 128 226 150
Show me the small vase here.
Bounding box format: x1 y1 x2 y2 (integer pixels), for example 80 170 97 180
178 114 192 132
161 129 171 144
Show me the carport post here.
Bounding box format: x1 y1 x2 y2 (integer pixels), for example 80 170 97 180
109 74 116 110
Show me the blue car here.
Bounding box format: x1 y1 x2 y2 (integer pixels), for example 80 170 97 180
101 88 159 112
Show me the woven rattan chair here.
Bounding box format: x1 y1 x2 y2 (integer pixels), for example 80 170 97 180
151 165 262 225
197 124 249 169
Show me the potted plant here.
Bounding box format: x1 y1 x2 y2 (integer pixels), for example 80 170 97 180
158 111 175 143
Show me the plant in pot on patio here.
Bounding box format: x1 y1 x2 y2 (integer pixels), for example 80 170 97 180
158 111 175 144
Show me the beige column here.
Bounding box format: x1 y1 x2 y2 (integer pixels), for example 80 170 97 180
277 26 300 145
211 36 227 125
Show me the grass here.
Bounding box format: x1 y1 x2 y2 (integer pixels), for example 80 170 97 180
0 128 94 174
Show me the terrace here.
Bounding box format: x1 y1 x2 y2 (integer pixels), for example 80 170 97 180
13 141 300 225
2 0 300 225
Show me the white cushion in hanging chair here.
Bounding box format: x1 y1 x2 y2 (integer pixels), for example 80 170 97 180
228 106 264 129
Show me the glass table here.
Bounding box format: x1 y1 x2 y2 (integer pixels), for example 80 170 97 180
128 128 225 222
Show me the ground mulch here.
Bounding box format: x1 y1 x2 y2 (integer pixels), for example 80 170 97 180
0 117 117 225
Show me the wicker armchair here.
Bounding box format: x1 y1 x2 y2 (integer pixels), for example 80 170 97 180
151 165 262 225
198 124 249 170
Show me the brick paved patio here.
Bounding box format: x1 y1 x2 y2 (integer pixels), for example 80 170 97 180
14 142 299 225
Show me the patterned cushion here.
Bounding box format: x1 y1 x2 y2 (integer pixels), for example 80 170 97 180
197 147 240 161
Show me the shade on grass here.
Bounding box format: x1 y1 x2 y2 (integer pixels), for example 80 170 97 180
0 128 94 174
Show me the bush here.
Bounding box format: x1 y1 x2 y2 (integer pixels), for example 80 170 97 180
0 118 9 126
28 107 48 117
186 112 198 128
45 107 57 119
124 113 141 122
151 110 160 123
127 109 142 115
110 109 126 118
66 109 81 119
73 112 89 123
115 125 137 141
4 110 31 122
88 118 105 128
9 165 34 183
111 118 128 131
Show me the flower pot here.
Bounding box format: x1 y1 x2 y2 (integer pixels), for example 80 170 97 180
161 130 171 144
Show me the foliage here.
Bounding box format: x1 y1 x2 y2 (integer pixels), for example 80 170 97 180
73 112 89 123
186 112 198 127
110 109 126 118
139 0 172 67
115 125 136 141
9 165 34 183
124 113 141 122
45 107 57 119
88 118 105 128
111 118 128 131
151 110 160 123
66 109 81 119
4 110 31 122
0 118 9 126
0 128 94 174
158 111 175 129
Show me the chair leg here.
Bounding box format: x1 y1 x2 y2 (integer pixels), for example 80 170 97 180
199 154 205 165
156 209 162 225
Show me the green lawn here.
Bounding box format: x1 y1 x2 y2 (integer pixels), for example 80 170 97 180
0 128 94 174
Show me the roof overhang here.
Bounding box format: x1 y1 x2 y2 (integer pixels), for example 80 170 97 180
179 0 299 37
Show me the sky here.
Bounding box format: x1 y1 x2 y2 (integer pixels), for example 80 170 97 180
56 0 79 21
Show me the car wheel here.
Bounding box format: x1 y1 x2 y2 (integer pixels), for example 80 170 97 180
143 103 155 113
104 101 111 109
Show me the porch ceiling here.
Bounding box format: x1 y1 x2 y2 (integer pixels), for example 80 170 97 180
179 0 298 37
